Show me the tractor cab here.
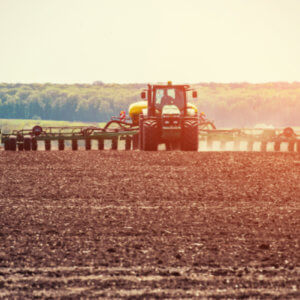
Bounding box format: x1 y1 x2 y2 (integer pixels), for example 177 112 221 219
153 86 184 111
141 82 197 117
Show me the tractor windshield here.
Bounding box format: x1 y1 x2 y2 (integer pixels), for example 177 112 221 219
155 88 184 110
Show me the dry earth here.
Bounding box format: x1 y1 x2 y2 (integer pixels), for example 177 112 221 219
0 151 299 299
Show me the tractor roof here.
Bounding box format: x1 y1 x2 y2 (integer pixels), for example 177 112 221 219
151 84 190 89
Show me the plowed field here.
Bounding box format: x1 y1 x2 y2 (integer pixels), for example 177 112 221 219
0 151 299 298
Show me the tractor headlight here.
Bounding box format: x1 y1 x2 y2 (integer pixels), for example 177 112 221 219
164 120 170 125
173 120 179 125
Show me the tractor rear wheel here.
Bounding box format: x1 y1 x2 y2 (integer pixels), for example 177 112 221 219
9 137 17 151
165 141 180 151
143 119 158 151
138 115 144 150
165 142 172 151
24 137 31 151
181 119 198 151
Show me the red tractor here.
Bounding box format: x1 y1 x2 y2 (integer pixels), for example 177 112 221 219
130 82 199 151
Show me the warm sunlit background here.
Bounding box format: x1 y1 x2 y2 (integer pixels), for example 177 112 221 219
0 0 300 84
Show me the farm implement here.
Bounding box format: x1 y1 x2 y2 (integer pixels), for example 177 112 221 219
1 82 300 152
198 127 300 152
1 124 139 151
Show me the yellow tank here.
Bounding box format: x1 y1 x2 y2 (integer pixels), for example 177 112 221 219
129 101 198 125
128 101 148 125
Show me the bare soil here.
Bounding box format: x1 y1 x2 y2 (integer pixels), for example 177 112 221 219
0 151 299 298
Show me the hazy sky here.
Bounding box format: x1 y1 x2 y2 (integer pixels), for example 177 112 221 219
0 0 299 84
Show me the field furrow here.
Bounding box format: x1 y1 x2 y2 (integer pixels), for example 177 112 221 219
0 151 299 298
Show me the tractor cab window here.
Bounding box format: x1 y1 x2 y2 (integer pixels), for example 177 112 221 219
155 88 184 110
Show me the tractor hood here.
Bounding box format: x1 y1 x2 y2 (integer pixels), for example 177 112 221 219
162 105 180 116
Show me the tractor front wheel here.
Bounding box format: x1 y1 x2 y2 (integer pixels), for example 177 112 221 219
138 115 144 150
181 119 198 151
143 119 158 151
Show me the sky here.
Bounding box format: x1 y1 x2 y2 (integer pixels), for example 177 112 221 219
0 0 300 84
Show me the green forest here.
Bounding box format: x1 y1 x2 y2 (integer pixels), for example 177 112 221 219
0 82 299 127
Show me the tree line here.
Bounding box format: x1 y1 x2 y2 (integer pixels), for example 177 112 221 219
0 82 299 127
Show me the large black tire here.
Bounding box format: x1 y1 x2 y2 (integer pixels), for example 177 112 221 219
165 142 172 151
24 137 31 151
31 138 38 151
181 119 198 151
172 141 180 150
9 137 17 151
138 115 144 150
166 141 180 151
143 119 158 151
